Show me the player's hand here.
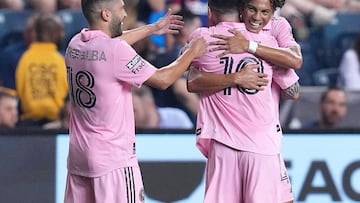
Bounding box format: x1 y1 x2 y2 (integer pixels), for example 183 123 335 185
209 29 249 57
152 8 184 35
234 64 268 91
187 37 207 58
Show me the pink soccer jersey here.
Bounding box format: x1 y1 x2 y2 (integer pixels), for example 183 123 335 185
190 22 282 157
270 16 300 127
65 29 157 177
269 16 299 49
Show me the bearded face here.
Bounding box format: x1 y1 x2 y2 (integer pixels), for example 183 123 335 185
109 14 123 38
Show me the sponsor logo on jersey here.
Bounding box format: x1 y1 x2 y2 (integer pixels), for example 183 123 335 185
127 55 146 74
127 55 142 70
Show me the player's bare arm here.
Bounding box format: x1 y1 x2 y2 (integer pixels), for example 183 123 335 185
120 8 184 45
209 29 303 70
145 37 207 90
280 81 300 100
187 64 269 93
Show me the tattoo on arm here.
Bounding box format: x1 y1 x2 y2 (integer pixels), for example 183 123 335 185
281 81 300 99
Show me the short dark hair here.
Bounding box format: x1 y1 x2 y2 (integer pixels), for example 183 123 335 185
176 9 198 24
81 0 114 25
208 0 239 15
320 87 346 103
34 13 64 42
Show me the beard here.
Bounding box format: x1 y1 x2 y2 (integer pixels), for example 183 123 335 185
109 16 123 38
324 111 342 126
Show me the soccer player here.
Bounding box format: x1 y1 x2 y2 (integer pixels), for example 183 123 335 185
188 1 302 202
184 0 300 202
208 0 302 71
63 0 206 202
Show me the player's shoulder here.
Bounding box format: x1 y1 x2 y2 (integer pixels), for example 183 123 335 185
189 27 212 40
191 27 211 35
270 15 286 22
270 16 291 27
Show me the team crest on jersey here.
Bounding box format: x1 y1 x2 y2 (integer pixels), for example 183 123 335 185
236 57 264 95
127 55 141 69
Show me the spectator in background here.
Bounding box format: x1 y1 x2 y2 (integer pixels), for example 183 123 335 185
338 34 360 90
280 0 360 41
133 85 194 129
129 20 200 124
164 9 202 122
312 0 360 12
139 9 202 124
303 87 348 129
15 13 68 127
136 0 152 24
168 0 208 26
43 96 70 130
57 0 81 10
167 9 202 62
129 21 154 60
0 87 18 129
26 0 57 13
0 0 24 10
0 13 37 90
147 0 168 53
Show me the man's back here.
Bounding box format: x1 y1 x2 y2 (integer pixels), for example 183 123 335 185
190 22 282 156
65 29 157 177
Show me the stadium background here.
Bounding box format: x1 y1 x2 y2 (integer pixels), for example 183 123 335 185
1 4 360 203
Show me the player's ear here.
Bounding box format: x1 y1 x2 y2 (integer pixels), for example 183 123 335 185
101 8 111 22
208 7 213 26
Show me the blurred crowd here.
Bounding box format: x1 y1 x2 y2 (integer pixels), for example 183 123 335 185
0 0 360 130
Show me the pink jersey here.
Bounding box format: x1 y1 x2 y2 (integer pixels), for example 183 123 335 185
65 29 157 177
190 22 288 156
269 16 300 125
268 16 299 48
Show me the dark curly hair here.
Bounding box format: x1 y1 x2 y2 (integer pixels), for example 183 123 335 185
238 0 286 10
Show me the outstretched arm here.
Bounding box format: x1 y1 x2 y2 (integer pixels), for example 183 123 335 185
187 64 269 93
145 37 207 90
209 29 303 70
119 9 184 45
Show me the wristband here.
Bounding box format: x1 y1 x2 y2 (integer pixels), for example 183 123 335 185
248 40 258 54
